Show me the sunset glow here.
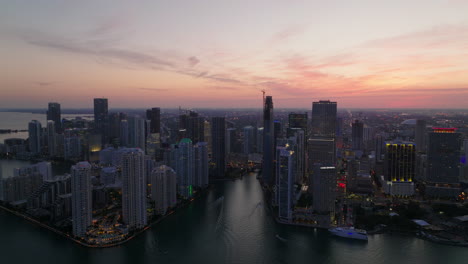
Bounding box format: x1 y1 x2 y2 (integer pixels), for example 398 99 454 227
2 0 468 108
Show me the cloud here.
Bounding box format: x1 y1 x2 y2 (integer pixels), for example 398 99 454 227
36 82 55 86
136 87 169 92
188 56 200 67
24 33 175 69
209 86 239 91
270 25 307 42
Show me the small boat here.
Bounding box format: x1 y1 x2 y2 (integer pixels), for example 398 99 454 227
275 234 288 242
328 227 368 241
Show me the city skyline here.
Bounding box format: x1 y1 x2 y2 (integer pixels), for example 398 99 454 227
2 1 468 109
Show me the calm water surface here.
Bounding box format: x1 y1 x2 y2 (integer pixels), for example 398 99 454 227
1 172 468 264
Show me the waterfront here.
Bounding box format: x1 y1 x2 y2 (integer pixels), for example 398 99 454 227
0 111 92 143
1 172 468 264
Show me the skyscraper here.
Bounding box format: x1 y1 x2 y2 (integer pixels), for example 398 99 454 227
47 121 57 157
415 119 427 153
426 128 462 197
352 120 364 151
175 138 194 198
307 137 335 168
290 128 306 184
276 146 295 221
194 142 209 187
263 96 274 185
384 141 416 196
71 161 92 237
311 100 337 137
146 107 161 134
312 165 336 215
28 120 42 154
211 117 226 179
93 98 108 144
243 126 255 155
150 165 177 215
226 128 237 154
47 102 61 133
121 148 147 229
287 112 308 138
128 116 146 151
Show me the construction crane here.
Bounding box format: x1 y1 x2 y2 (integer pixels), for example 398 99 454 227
261 89 266 105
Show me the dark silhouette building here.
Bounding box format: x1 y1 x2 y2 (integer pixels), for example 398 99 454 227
146 107 161 134
263 96 274 185
211 117 226 179
47 102 61 133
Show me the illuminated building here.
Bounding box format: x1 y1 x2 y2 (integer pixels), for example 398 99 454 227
121 148 147 229
71 161 92 237
175 138 194 198
276 146 295 222
384 141 415 196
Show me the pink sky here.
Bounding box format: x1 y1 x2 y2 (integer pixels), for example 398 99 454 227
1 1 468 109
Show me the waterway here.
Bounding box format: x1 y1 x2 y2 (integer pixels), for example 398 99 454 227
1 171 468 263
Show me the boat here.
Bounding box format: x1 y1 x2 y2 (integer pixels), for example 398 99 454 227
275 234 288 242
328 227 368 241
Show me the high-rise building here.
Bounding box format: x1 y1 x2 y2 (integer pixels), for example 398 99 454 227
426 128 462 197
243 126 255 155
120 119 129 147
290 128 306 184
71 161 92 237
93 98 108 144
121 148 147 229
47 121 57 157
263 96 274 185
256 127 263 153
128 116 146 151
307 137 335 168
415 120 427 153
150 165 177 215
276 146 295 221
211 117 226 179
311 100 337 137
175 138 194 198
287 113 308 138
384 141 416 196
226 128 237 154
312 165 336 215
64 131 82 161
28 120 42 154
146 107 161 134
352 120 364 151
179 111 204 143
47 102 61 133
108 113 122 144
194 142 209 187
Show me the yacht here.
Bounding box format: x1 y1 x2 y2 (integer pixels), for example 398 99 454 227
328 227 368 241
